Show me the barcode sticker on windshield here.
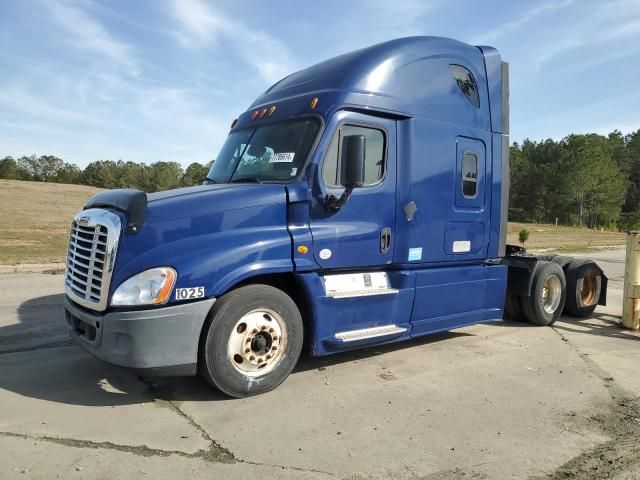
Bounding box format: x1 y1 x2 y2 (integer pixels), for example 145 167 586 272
270 152 295 163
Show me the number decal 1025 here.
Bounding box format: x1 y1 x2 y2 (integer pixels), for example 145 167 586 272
175 287 205 300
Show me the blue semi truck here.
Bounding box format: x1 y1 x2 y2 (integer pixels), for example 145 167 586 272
64 37 607 398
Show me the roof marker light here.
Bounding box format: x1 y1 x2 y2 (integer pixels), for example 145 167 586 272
259 108 267 118
310 97 319 109
251 110 259 120
268 105 276 117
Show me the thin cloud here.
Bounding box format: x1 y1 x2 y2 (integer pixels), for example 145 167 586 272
0 87 101 126
41 0 139 74
471 0 574 44
168 0 296 83
531 17 640 68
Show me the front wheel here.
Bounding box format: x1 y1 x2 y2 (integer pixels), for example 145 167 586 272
199 284 303 398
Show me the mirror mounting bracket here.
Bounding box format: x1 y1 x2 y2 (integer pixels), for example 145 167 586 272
326 186 354 212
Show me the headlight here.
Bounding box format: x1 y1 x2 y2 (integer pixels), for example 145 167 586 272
111 267 177 306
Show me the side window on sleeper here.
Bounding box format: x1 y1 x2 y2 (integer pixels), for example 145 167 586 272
462 151 478 198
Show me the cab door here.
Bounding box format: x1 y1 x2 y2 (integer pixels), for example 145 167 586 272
308 111 396 269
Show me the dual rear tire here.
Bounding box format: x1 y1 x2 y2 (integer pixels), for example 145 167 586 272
506 258 602 326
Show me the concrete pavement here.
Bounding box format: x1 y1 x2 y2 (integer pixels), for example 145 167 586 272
1 248 639 479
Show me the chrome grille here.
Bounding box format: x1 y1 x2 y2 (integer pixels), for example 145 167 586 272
64 209 121 311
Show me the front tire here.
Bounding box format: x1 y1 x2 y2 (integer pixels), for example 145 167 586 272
199 284 303 398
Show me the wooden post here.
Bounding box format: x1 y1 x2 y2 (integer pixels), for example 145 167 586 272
622 231 640 330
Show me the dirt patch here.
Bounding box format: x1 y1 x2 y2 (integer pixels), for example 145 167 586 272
533 330 640 479
533 397 640 479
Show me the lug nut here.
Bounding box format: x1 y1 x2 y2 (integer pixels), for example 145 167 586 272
266 354 271 360
245 348 250 353
261 325 267 331
257 358 263 363
272 346 277 351
246 338 251 343
252 329 258 334
272 336 278 341
250 355 255 361
269 328 274 333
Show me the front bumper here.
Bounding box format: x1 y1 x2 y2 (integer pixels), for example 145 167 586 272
65 297 216 376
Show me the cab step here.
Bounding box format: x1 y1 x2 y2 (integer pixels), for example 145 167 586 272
327 287 399 298
334 324 407 343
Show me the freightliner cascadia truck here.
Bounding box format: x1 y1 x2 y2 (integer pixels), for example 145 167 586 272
64 37 607 398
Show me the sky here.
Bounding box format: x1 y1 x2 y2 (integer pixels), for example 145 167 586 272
1 0 640 168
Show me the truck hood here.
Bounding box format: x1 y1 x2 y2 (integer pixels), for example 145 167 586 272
110 183 291 291
145 183 287 221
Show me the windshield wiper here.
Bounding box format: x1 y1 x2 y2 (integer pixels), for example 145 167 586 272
204 177 217 184
229 176 264 184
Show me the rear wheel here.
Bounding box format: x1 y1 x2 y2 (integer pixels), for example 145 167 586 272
564 259 601 318
552 255 574 269
199 284 303 398
520 261 566 326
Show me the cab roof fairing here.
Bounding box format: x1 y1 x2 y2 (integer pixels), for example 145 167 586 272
236 36 498 133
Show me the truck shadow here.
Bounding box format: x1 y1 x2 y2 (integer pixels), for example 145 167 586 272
494 312 640 342
553 312 640 342
0 293 472 407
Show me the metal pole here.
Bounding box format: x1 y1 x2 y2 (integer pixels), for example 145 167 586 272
622 231 640 330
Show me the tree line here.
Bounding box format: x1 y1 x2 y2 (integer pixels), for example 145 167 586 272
1 129 639 229
0 156 212 192
510 130 640 229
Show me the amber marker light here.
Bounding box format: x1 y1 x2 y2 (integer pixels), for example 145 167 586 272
297 245 309 254
268 105 276 116
310 97 319 109
251 110 259 120
259 108 268 118
153 268 177 305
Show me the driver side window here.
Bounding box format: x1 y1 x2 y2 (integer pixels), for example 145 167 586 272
322 124 385 187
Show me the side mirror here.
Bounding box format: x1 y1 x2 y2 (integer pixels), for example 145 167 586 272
327 134 366 212
340 135 366 187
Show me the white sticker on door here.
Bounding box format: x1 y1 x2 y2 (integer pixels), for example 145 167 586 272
452 240 471 253
269 152 295 163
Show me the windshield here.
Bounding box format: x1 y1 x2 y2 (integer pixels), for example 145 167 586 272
207 118 321 183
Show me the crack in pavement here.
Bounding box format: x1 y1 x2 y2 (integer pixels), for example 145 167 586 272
137 377 339 478
0 430 338 478
530 326 640 479
137 376 237 464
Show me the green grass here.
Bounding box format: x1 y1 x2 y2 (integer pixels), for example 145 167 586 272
507 222 627 252
0 180 629 264
0 180 101 264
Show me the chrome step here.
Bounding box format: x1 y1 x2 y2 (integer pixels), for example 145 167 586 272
327 287 399 298
334 325 407 343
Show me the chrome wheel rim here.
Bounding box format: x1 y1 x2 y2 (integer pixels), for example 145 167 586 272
580 271 598 306
227 309 287 377
541 274 562 315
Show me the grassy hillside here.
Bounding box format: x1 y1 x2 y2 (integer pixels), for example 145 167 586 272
0 180 101 264
0 179 629 265
507 222 626 251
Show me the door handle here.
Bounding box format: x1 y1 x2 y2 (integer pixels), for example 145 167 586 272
380 227 392 253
